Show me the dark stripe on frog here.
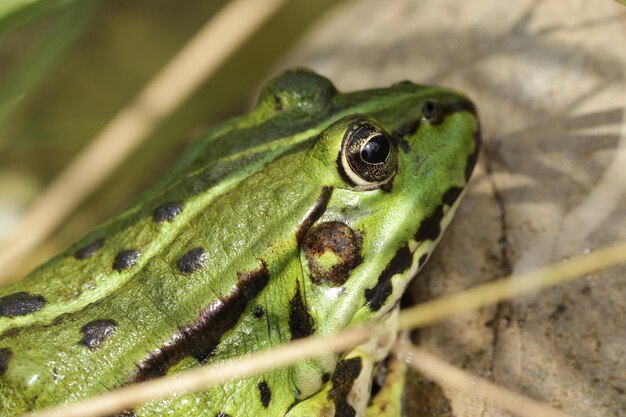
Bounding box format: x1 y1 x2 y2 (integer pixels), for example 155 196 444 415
422 98 477 126
328 357 363 417
415 185 467 245
176 247 208 274
296 186 333 244
132 261 270 382
216 412 231 417
394 98 476 152
258 380 272 408
0 292 46 317
153 201 184 223
391 119 420 152
447 98 477 117
113 249 141 272
465 127 482 182
0 347 12 375
365 245 412 312
75 237 105 260
302 221 361 286
79 319 118 351
0 326 20 340
442 186 464 207
289 282 314 340
415 205 444 243
172 112 334 189
436 98 477 122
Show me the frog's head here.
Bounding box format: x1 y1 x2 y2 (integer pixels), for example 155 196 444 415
297 76 481 333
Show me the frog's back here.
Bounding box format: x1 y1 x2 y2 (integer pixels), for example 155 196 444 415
0 70 480 416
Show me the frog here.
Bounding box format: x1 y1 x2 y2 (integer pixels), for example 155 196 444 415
0 69 480 417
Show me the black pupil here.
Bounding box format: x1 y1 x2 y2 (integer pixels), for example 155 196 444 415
361 135 390 164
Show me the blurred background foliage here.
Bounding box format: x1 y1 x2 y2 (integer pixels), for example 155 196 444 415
0 0 340 275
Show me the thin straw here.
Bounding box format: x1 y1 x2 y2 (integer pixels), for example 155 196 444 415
0 0 287 282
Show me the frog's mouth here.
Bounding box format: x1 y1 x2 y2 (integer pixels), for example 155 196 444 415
362 185 469 317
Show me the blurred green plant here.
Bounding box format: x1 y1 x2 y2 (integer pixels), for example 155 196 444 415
0 0 89 34
0 0 99 146
0 1 341 278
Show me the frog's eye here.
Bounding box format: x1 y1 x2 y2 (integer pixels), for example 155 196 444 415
339 119 398 189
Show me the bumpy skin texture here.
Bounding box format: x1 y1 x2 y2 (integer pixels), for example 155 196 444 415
0 70 479 417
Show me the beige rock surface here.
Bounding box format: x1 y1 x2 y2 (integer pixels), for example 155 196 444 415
280 1 626 416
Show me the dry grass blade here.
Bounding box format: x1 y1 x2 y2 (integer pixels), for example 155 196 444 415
397 241 626 331
0 0 287 283
20 327 375 417
21 239 626 417
393 341 573 417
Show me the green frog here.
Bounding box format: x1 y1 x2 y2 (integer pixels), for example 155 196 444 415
0 69 480 417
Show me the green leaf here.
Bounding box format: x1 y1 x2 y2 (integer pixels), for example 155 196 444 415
0 0 91 35
0 0 98 147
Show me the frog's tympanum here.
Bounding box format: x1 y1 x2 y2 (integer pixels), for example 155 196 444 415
0 70 480 417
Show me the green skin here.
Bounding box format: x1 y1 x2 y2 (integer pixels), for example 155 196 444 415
0 70 479 417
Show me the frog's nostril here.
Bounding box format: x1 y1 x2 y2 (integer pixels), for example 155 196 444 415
421 100 444 124
422 98 477 126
